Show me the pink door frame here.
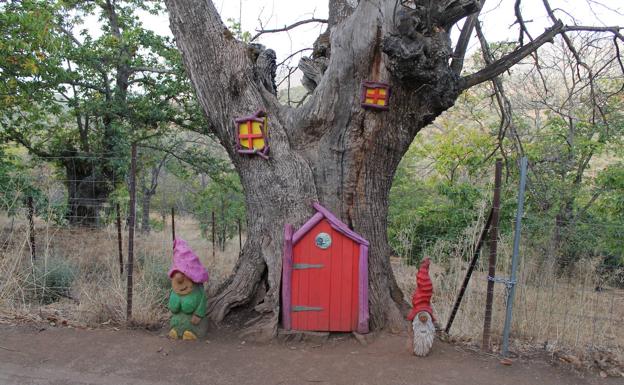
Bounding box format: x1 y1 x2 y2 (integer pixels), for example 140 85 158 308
281 202 369 334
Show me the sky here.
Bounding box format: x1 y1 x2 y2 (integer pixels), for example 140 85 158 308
135 0 623 85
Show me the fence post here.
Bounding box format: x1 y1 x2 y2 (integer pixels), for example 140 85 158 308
126 143 137 322
482 159 503 351
445 207 494 334
211 210 215 261
171 207 176 243
502 156 528 356
116 203 123 276
27 196 36 263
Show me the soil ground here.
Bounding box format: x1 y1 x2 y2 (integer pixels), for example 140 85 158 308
0 324 620 385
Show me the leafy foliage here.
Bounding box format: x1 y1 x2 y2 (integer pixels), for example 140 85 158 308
389 50 624 279
193 173 245 250
0 0 206 224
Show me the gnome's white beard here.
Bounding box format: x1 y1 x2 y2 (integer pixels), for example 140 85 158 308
412 311 435 357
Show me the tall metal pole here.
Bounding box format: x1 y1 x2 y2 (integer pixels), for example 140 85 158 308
482 159 502 351
116 203 123 276
126 143 137 322
502 156 528 356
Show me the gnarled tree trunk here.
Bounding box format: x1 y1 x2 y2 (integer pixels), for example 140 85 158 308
164 0 487 338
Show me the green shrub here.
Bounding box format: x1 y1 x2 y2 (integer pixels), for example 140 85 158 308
139 255 170 305
32 257 77 304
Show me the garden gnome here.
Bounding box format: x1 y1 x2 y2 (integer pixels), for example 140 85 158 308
407 258 435 356
168 238 209 341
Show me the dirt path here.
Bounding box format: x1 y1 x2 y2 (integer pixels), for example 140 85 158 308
0 324 616 385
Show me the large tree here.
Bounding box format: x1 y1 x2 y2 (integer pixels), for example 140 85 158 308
1 0 196 225
163 0 623 337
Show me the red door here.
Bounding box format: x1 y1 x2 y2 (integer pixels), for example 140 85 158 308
291 219 360 331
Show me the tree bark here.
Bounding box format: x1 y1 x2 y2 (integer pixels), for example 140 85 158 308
165 0 480 337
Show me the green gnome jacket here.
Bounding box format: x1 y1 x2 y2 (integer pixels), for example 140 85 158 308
168 284 206 336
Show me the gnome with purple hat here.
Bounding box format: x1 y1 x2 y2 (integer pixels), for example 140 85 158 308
167 238 209 340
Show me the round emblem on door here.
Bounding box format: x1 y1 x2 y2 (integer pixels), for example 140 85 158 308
315 232 332 249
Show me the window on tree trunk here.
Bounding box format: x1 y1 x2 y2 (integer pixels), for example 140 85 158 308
235 110 269 159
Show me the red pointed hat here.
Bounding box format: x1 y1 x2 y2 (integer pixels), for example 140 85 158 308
407 258 434 321
168 238 209 283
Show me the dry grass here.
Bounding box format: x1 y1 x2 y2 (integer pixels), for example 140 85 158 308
393 232 624 366
1 211 622 368
0 213 240 327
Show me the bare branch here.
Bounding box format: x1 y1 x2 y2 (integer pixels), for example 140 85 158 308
563 25 624 41
513 0 534 46
460 20 564 90
251 18 328 42
277 48 313 68
451 11 481 74
542 0 613 126
475 21 523 170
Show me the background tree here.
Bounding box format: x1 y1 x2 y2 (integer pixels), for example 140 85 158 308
508 37 624 270
0 0 195 225
193 173 245 251
389 35 624 281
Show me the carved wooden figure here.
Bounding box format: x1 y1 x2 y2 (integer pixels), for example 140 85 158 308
235 110 269 159
407 258 435 356
360 81 391 110
168 238 209 341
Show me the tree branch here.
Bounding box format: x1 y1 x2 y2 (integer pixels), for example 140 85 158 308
513 0 534 46
130 66 176 74
251 18 328 42
62 79 106 93
562 25 624 41
475 21 523 168
3 125 54 159
438 0 482 30
165 0 262 146
277 48 313 68
450 0 485 75
460 20 564 90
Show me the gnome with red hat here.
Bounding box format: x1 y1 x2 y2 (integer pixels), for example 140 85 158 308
407 258 436 356
167 238 209 341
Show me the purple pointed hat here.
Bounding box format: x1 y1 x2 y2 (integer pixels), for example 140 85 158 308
168 238 209 283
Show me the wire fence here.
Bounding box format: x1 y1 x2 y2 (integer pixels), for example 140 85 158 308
0 154 622 365
0 153 244 327
392 160 623 366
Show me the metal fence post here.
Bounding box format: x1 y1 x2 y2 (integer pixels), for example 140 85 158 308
27 196 36 263
482 159 503 351
116 203 123 276
126 143 137 322
445 207 494 334
502 156 528 356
